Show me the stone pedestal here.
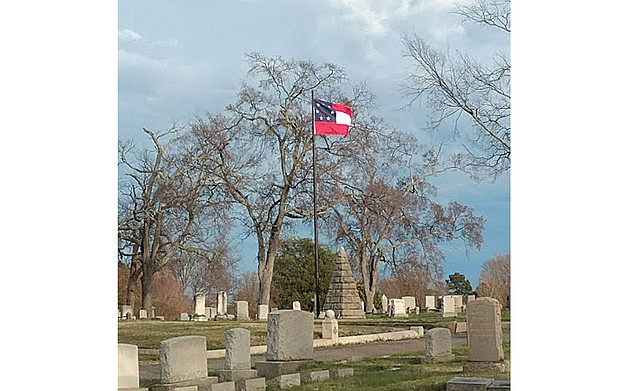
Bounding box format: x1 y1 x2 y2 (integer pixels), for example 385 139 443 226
218 369 259 382
254 360 313 377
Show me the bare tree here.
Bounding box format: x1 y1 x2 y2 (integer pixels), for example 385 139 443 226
323 128 485 312
118 127 227 312
401 0 510 179
190 53 363 306
476 252 510 307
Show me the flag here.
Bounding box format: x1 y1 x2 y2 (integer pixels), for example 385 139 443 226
313 98 352 136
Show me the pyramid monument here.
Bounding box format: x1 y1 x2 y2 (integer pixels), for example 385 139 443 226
322 247 366 319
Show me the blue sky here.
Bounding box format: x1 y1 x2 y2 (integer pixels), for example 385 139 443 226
118 0 510 288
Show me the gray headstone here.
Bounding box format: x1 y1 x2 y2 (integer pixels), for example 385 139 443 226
224 328 251 370
159 336 208 384
466 298 504 362
266 310 313 361
446 377 494 391
423 327 454 363
236 301 250 321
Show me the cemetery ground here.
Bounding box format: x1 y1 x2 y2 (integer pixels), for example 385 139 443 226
118 311 510 390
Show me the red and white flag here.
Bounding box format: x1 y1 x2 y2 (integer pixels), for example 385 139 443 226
313 98 352 136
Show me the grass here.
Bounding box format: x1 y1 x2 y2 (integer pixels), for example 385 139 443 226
118 310 510 351
283 341 510 391
124 313 511 390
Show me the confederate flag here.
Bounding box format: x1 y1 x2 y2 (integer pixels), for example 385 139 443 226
313 98 352 137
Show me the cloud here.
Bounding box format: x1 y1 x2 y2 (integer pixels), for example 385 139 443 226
118 28 142 41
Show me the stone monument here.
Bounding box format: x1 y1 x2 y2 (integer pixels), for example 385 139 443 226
322 247 365 318
218 328 260 382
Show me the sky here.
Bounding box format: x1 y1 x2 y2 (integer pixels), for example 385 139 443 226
118 0 510 288
3 2 619 389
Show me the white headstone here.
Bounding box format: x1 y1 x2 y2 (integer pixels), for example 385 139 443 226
381 295 388 313
217 291 228 316
118 344 140 389
425 295 436 310
194 293 206 317
442 296 457 317
292 301 301 311
258 304 269 321
389 299 407 317
236 301 250 321
402 296 416 312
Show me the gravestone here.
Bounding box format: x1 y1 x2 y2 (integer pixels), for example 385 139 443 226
217 291 228 317
321 310 338 340
218 328 259 382
151 335 218 390
179 312 190 321
120 305 133 320
292 301 301 311
463 297 506 373
236 301 250 322
207 307 217 319
446 377 494 391
322 247 365 318
118 343 148 390
150 306 156 318
442 296 457 317
402 296 416 313
452 295 463 312
139 309 148 319
425 295 436 310
193 293 206 320
254 310 314 377
381 295 388 313
257 304 269 321
266 373 300 389
422 328 455 363
389 298 407 317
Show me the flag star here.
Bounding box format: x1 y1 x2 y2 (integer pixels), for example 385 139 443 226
319 116 324 120
326 116 330 120
316 109 319 113
330 110 334 114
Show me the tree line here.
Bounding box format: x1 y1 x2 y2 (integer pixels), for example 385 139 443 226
118 0 510 314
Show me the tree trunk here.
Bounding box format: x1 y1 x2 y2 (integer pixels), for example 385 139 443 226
141 261 154 314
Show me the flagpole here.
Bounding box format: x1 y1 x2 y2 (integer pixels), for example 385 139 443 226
311 90 321 318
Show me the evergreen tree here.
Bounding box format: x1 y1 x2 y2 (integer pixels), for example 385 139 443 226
446 272 473 295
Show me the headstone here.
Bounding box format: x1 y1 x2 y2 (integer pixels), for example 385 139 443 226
321 314 338 340
422 327 455 363
179 312 190 321
300 370 330 384
463 297 506 372
266 373 300 389
217 291 228 316
322 247 365 318
442 296 457 317
329 368 354 379
266 310 313 361
389 298 407 317
257 304 269 321
255 310 314 377
446 377 494 391
425 295 436 310
415 306 420 315
204 382 235 391
292 301 301 311
236 301 250 322
488 379 511 390
207 307 217 319
118 343 148 390
218 328 258 382
194 293 206 318
410 326 424 337
150 306 156 318
452 295 463 312
120 305 133 320
402 296 416 313
381 295 388 313
235 377 266 391
154 335 218 389
139 309 148 319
